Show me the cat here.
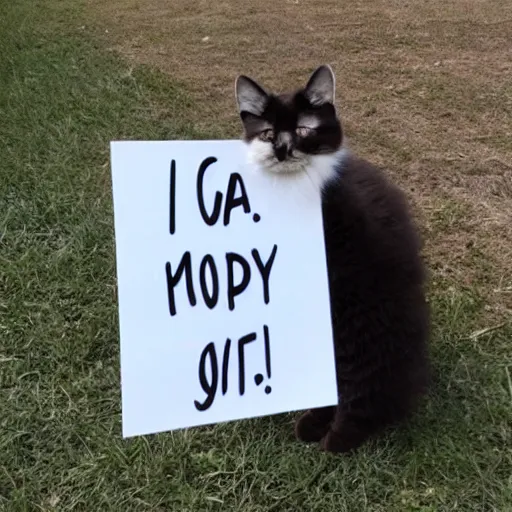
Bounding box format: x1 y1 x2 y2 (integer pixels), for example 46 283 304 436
234 65 430 453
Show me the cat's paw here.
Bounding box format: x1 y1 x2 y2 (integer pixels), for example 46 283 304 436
319 428 367 454
295 411 331 443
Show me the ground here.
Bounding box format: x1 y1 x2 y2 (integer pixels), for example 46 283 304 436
88 0 512 319
1 0 511 510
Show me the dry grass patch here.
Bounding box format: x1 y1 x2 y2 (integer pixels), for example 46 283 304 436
86 0 512 319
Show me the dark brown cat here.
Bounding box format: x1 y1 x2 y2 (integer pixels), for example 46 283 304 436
235 65 430 453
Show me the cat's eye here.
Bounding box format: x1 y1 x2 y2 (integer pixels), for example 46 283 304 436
259 129 274 142
296 126 314 138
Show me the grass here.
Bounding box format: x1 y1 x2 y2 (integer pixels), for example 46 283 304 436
1 0 511 510
86 0 512 320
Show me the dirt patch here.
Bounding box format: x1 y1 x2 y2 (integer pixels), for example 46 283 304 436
86 0 512 320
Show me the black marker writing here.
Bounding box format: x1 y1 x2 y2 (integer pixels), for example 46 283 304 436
263 324 271 379
223 173 251 226
254 326 272 393
226 252 251 311
196 156 252 228
194 325 272 411
221 338 232 395
166 154 279 410
166 248 277 315
165 252 196 316
194 342 218 411
169 160 176 235
199 254 219 309
263 324 272 394
238 332 257 395
252 245 278 305
197 157 222 226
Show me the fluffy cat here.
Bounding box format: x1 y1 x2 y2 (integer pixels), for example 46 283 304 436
235 65 430 453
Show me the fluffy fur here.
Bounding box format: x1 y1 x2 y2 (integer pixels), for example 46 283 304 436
235 65 430 453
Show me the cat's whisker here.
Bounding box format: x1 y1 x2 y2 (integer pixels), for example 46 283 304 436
304 167 317 192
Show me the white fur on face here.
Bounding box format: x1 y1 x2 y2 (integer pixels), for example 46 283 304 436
297 114 321 129
246 138 348 191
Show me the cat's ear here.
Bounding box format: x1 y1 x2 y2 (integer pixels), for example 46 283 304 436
304 65 335 106
235 75 269 117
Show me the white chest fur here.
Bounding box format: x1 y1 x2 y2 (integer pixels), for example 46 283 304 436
246 139 348 192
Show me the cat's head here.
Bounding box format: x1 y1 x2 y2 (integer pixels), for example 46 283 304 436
235 65 343 174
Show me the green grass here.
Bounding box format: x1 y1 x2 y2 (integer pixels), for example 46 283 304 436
1 1 511 510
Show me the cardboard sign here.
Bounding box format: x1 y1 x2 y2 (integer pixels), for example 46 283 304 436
110 140 337 438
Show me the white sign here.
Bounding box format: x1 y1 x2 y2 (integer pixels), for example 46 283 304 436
110 140 337 438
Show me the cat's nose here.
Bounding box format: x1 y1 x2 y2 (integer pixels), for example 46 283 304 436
275 145 287 161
